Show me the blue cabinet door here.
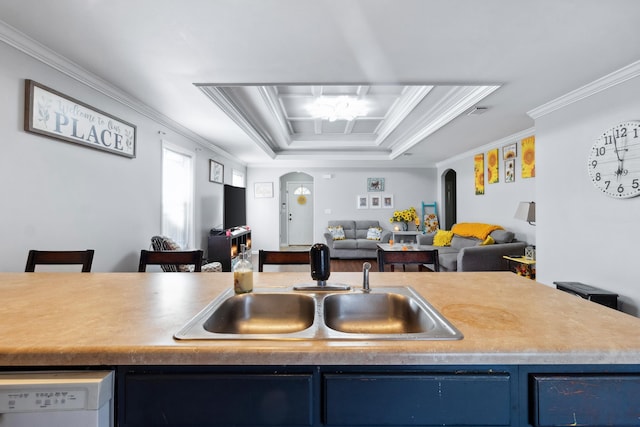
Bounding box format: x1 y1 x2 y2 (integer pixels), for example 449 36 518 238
532 374 640 426
324 373 512 426
122 373 313 426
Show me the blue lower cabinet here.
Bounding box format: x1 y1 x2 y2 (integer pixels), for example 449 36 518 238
117 366 640 427
531 374 640 427
324 373 512 426
122 372 314 426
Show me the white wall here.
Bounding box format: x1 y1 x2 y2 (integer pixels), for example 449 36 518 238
247 167 437 251
534 70 640 315
0 41 243 271
436 130 537 245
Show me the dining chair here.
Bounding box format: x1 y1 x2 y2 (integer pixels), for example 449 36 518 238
377 248 439 272
258 250 310 272
25 249 95 272
138 249 204 272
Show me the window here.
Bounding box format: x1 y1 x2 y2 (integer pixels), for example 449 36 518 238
232 169 245 187
293 185 311 195
162 142 194 248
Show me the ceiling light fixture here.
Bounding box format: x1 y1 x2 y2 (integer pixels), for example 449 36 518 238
306 96 368 122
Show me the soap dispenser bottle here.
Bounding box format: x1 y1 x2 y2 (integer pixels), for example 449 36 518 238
233 243 253 294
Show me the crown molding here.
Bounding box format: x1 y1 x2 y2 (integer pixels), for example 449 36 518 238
0 19 238 162
528 59 640 119
197 86 277 159
257 85 294 147
374 85 433 144
389 85 501 158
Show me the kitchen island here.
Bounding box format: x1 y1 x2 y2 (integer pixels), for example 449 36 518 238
2 272 640 426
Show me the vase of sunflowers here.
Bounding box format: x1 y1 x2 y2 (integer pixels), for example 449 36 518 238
389 207 418 231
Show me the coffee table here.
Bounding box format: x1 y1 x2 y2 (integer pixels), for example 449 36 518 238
376 243 439 272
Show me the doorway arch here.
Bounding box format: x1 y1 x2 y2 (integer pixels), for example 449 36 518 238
279 172 314 247
443 169 457 230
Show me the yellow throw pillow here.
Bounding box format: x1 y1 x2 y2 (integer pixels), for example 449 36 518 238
480 235 495 246
433 230 454 247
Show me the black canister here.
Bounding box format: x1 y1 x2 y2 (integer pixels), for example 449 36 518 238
309 243 330 282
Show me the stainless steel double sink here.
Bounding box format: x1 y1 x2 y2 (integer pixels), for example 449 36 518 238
174 286 463 341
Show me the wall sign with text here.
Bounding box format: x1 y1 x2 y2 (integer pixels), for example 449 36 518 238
24 79 136 158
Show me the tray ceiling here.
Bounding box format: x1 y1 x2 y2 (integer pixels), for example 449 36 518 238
197 83 499 161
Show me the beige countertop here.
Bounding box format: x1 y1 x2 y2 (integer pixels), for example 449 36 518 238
0 272 638 367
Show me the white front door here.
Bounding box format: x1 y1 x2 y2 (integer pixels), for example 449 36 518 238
287 182 313 246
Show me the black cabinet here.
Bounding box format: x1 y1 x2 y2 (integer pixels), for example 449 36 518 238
207 228 251 271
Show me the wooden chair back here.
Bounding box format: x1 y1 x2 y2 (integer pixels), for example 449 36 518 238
258 250 310 272
25 249 95 272
138 249 203 272
377 249 439 272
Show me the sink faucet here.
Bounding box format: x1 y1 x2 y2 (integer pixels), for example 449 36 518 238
293 243 350 291
362 262 371 293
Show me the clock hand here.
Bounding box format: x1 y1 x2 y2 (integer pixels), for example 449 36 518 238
612 134 623 161
612 135 629 180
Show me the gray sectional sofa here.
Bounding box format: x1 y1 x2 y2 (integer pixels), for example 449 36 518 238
417 227 526 272
324 220 391 259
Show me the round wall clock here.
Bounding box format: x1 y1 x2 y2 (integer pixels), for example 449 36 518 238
587 121 640 198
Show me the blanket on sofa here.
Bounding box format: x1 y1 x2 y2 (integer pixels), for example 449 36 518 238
451 223 503 240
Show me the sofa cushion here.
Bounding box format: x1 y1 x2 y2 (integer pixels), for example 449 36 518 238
490 229 515 243
333 239 357 249
327 225 346 240
450 235 481 250
438 252 459 271
357 239 380 250
366 226 383 240
355 220 381 239
328 221 356 239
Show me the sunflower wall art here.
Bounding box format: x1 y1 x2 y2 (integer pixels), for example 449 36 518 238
487 148 499 184
474 153 485 195
521 135 535 178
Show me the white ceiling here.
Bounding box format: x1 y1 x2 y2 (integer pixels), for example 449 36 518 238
1 1 639 168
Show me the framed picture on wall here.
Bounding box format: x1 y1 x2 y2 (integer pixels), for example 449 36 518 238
382 194 394 209
505 159 515 183
503 143 517 160
24 79 137 158
369 194 381 209
474 153 485 195
357 195 368 209
254 182 274 198
209 160 224 184
367 177 385 192
521 135 536 178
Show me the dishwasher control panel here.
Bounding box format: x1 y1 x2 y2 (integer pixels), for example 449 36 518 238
0 388 87 412
0 371 113 414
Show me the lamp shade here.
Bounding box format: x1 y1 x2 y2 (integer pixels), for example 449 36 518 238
514 201 536 224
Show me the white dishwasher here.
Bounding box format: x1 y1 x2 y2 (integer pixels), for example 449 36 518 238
0 370 113 427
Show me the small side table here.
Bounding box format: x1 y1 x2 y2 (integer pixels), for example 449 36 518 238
391 231 421 244
503 255 536 279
